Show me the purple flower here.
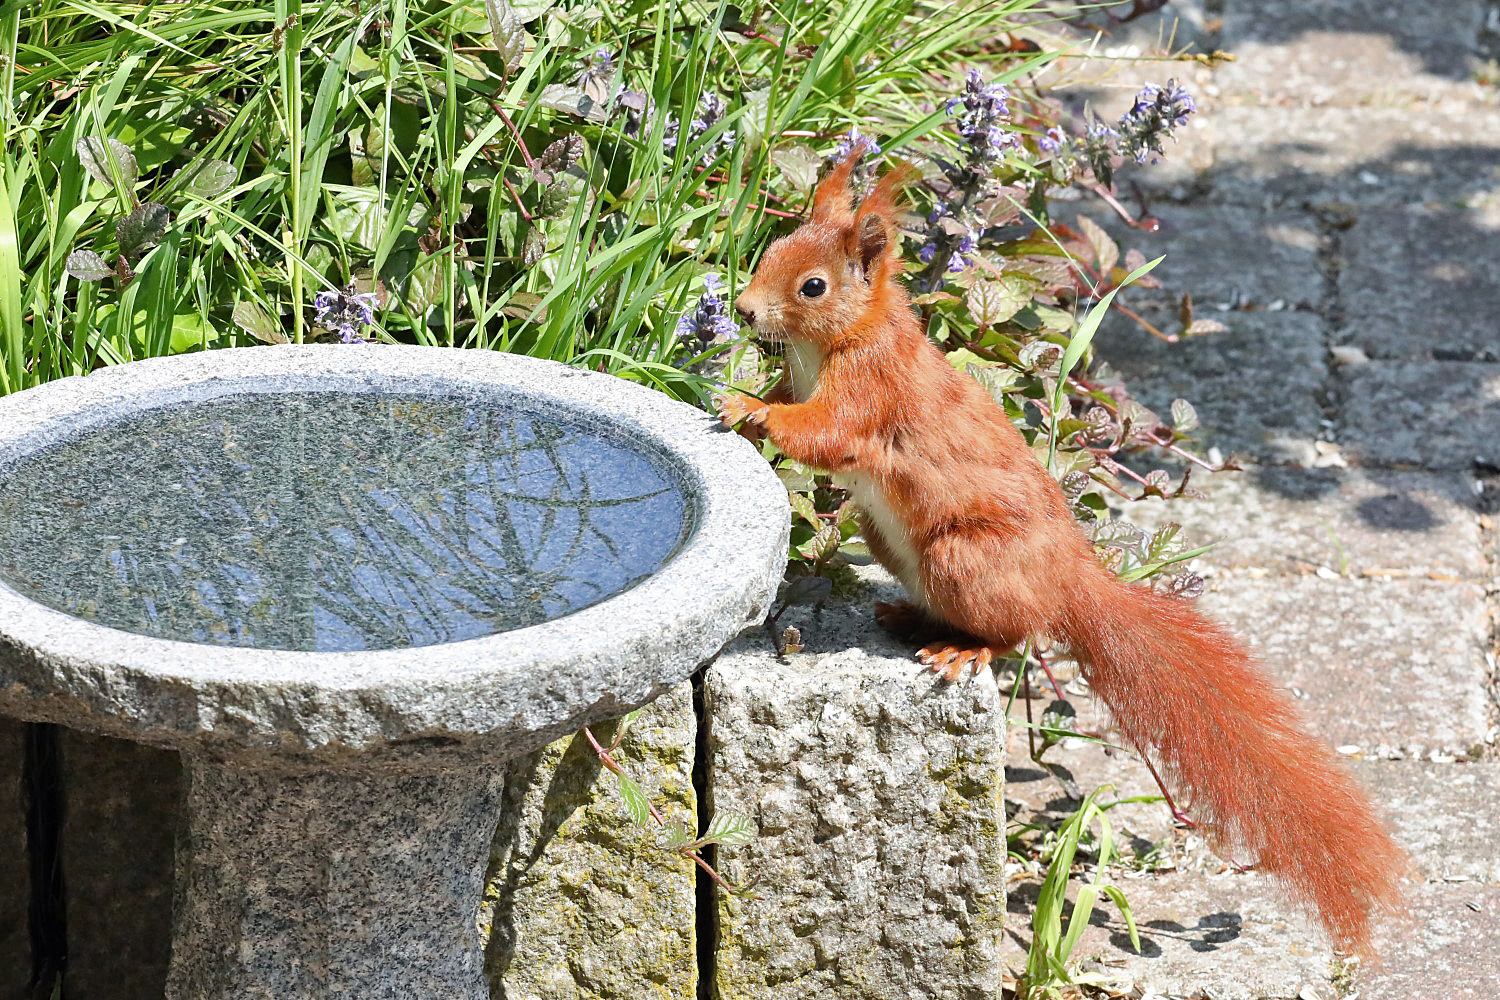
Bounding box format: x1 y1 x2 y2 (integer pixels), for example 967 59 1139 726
1116 79 1196 164
918 243 937 263
313 283 377 343
948 69 1015 163
1038 125 1065 154
676 273 741 349
666 92 735 167
835 125 882 159
945 252 969 274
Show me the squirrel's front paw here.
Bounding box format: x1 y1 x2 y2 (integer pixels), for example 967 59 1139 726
715 393 769 428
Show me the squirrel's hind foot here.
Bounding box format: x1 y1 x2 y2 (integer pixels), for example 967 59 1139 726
874 599 937 639
919 642 997 683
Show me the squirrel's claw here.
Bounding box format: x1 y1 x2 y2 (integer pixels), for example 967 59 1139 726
715 393 769 428
919 642 995 683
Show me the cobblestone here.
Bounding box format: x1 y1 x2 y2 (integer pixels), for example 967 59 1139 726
1200 104 1500 208
1194 574 1491 754
1112 466 1487 580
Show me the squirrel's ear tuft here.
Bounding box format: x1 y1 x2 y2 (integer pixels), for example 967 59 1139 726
850 212 890 279
811 150 861 224
857 158 918 220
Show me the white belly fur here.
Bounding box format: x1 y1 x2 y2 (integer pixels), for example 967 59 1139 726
783 342 929 603
841 471 929 607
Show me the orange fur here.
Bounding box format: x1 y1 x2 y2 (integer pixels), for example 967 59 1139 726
719 151 1408 953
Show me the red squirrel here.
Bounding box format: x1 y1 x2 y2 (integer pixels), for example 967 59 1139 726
716 151 1407 953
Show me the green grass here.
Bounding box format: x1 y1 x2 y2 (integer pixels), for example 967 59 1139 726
1 0 1060 400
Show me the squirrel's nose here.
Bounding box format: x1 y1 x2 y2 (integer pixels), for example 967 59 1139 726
734 298 756 326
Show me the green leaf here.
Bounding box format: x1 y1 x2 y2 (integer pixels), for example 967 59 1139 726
176 158 237 199
65 249 115 282
700 811 756 848
966 276 1030 327
1170 397 1199 432
233 301 287 344
1146 522 1181 561
115 202 171 257
484 0 529 75
1047 256 1164 469
788 490 819 526
615 774 651 826
769 144 821 195
76 136 138 193
1074 214 1119 276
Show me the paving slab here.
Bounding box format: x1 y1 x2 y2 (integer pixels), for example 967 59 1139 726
1348 760 1500 884
1110 466 1487 580
707 600 1007 1000
1001 870 1336 999
484 683 697 1000
1356 882 1500 999
59 731 179 1000
1192 574 1491 754
0 719 26 1000
1199 105 1500 208
1340 202 1500 362
1216 0 1492 108
1008 727 1500 882
1337 361 1500 469
1096 311 1329 465
1081 201 1324 310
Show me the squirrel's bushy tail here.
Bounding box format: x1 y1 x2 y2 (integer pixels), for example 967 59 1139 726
1061 574 1407 952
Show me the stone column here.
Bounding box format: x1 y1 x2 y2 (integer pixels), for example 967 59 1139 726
484 683 698 999
706 598 1008 1000
166 754 506 1000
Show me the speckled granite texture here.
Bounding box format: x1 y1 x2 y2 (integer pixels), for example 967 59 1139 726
168 754 506 1000
706 584 1008 1000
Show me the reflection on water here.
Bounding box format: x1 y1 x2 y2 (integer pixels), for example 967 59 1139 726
0 391 689 651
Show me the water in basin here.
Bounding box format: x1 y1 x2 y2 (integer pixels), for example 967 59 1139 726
0 389 690 651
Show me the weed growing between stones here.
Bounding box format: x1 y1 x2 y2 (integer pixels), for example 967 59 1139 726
583 711 760 900
1014 788 1141 999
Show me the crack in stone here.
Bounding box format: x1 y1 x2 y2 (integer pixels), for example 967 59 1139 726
691 666 719 1000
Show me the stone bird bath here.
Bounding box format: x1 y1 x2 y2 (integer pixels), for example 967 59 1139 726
0 345 786 998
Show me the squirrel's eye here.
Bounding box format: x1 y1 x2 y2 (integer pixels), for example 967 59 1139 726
799 277 827 298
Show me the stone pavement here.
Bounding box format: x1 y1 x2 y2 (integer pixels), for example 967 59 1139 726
998 2 1500 996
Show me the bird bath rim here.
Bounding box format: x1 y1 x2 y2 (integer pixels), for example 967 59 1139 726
0 345 788 759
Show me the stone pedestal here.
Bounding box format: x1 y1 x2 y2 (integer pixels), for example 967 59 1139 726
0 346 786 998
168 754 506 999
60 732 178 999
706 592 1008 1000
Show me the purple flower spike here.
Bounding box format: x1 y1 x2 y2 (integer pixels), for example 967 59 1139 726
313 283 377 344
677 272 741 350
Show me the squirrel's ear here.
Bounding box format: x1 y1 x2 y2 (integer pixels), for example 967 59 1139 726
811 151 861 224
849 212 889 280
